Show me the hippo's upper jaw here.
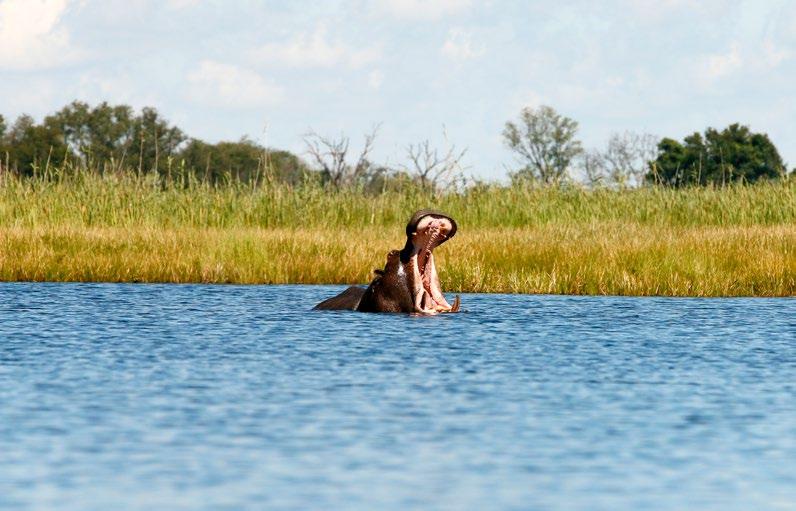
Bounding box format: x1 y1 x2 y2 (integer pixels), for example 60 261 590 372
400 210 459 314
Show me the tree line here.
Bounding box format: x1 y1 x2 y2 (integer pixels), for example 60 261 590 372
0 100 790 190
0 102 308 186
503 105 790 187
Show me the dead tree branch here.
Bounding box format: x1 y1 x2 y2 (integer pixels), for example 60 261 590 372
404 128 467 192
304 125 380 188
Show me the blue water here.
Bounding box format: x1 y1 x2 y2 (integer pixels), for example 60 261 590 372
0 284 794 511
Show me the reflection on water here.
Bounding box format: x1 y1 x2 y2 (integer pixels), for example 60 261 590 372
0 283 794 510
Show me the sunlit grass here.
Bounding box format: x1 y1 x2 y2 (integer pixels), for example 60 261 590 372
1 169 794 295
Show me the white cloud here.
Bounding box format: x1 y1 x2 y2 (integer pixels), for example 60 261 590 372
0 76 57 117
166 0 198 9
704 44 742 79
74 69 162 109
0 0 81 70
252 25 381 69
511 90 546 112
440 28 484 61
620 0 726 23
762 38 790 68
187 60 284 108
697 38 791 87
368 69 384 89
622 0 688 18
376 0 471 20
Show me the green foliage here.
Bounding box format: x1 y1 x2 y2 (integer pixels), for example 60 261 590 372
358 166 417 195
135 106 185 174
44 101 130 166
648 123 787 187
503 105 583 184
1 101 311 183
179 137 311 185
1 115 70 175
43 101 185 174
268 149 313 185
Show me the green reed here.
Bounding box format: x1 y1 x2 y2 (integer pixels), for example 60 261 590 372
1 166 794 230
1 166 794 295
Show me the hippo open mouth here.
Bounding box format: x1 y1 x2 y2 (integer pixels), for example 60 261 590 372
400 210 460 314
313 209 460 314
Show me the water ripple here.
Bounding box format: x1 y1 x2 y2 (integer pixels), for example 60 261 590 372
0 283 794 511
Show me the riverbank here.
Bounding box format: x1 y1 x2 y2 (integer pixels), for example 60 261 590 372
1 173 794 295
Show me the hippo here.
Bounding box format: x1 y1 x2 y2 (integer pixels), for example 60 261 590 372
314 209 461 314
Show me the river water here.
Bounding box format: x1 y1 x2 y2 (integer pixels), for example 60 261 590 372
1 283 794 510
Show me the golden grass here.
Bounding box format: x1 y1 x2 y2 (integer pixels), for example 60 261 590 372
2 170 794 295
2 224 794 296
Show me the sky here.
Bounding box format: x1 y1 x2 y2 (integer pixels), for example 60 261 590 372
1 0 794 180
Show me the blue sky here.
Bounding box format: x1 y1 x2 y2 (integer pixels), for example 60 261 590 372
1 0 794 179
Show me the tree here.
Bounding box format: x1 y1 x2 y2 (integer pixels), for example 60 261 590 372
648 123 787 186
403 131 466 192
579 149 606 187
360 166 414 194
602 132 658 187
45 101 134 169
502 105 582 184
579 132 659 188
304 127 379 189
179 137 310 185
2 100 325 184
2 114 70 175
43 101 185 175
267 149 312 186
132 107 185 175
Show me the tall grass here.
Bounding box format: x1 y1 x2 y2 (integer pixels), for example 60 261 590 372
2 168 795 229
1 168 794 295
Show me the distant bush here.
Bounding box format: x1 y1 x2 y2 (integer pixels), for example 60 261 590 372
647 123 787 187
179 137 312 186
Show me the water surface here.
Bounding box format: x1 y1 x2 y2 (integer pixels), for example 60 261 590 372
1 283 794 510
